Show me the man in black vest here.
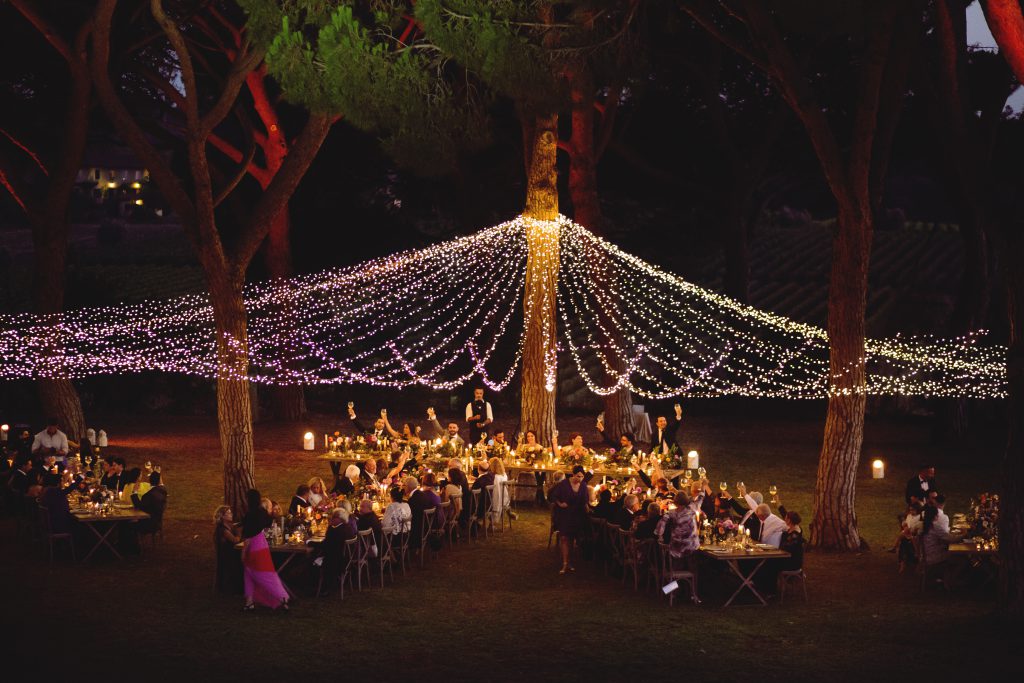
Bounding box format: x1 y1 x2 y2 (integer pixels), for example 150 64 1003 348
464 388 493 445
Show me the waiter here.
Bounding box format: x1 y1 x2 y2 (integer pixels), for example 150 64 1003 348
464 387 493 445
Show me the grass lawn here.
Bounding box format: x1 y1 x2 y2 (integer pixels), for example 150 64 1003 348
6 411 1022 681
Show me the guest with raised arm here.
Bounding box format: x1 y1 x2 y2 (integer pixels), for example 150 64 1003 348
650 403 683 454
426 407 465 451
465 387 493 444
596 414 636 464
348 404 389 446
381 410 423 453
754 503 788 547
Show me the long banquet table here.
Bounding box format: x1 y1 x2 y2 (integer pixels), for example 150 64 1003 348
70 504 151 562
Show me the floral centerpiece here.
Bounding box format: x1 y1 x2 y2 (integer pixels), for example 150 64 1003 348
713 516 738 541
560 447 595 469
656 444 683 469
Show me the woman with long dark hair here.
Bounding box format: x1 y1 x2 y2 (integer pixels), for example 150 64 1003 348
240 489 289 611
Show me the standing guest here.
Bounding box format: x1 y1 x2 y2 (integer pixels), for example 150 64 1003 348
656 491 701 559
289 484 312 516
635 502 663 540
31 419 69 465
905 466 937 505
650 404 683 454
214 505 243 594
307 477 328 507
754 503 787 547
465 387 494 445
382 487 412 536
240 489 289 611
550 465 590 575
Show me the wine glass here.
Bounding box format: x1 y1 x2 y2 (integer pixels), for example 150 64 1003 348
697 466 706 479
684 469 692 483
769 484 778 504
347 401 354 409
719 481 728 493
735 481 744 491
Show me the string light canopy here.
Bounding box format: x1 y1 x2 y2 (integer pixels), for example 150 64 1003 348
0 215 1007 399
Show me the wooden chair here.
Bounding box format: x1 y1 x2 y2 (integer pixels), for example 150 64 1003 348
498 480 514 532
393 531 410 576
778 568 808 604
38 504 75 563
482 485 495 537
658 540 700 606
441 500 459 547
606 523 624 575
355 529 373 590
376 530 395 587
618 527 642 590
317 537 356 599
467 490 483 542
419 507 437 567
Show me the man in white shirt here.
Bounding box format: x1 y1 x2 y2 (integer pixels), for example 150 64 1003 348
650 404 683 454
32 420 69 464
465 388 493 444
754 504 788 547
933 494 950 534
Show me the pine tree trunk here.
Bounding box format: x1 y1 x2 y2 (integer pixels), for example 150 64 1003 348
521 113 559 447
1000 224 1024 618
567 78 633 437
810 197 871 551
209 273 257 515
262 210 306 420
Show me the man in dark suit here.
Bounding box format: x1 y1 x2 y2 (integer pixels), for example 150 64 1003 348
405 476 427 545
360 459 381 488
596 423 636 465
905 466 937 504
471 459 495 518
289 484 312 516
650 404 683 454
616 494 641 531
464 387 493 445
131 471 168 535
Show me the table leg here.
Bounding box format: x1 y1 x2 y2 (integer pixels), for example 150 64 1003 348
722 559 768 607
273 552 300 598
81 520 123 562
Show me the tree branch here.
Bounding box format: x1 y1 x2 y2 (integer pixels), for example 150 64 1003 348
0 126 49 176
213 138 257 208
680 0 769 73
150 0 201 129
981 0 1024 84
231 113 333 272
10 0 74 64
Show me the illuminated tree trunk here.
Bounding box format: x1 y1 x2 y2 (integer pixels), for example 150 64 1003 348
980 0 1024 619
521 113 559 447
567 72 633 437
811 197 871 551
263 209 306 420
208 273 257 513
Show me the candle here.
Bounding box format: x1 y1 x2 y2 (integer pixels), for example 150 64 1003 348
872 459 885 479
687 450 699 469
0 424 7 442
303 432 315 450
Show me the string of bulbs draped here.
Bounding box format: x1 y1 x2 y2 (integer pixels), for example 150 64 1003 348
0 215 1006 399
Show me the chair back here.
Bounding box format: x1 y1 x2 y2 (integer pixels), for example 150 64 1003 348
357 528 374 558
482 485 494 514
422 507 437 540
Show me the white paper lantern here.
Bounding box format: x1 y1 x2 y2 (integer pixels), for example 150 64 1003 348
303 432 315 451
687 450 699 469
872 459 885 479
86 428 96 445
97 430 108 447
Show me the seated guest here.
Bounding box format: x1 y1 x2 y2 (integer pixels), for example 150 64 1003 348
932 494 950 533
382 487 412 536
120 468 147 501
31 419 69 465
333 465 361 496
655 491 700 560
651 477 675 500
100 457 126 492
730 484 763 538
419 472 445 533
905 465 937 505
616 494 641 531
919 504 958 585
356 498 384 550
757 510 805 595
382 412 423 453
214 505 243 594
546 470 566 500
317 507 357 595
635 502 663 540
307 477 328 507
360 459 381 488
9 456 34 502
405 476 426 543
489 429 511 460
754 503 787 547
596 417 636 464
289 484 312 516
892 502 923 571
427 408 466 451
348 405 389 445
471 459 495 517
131 471 168 536
560 433 589 467
443 463 465 520
592 488 616 521
39 484 73 536
488 457 509 525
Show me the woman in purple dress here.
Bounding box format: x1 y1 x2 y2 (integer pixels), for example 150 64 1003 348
550 465 589 575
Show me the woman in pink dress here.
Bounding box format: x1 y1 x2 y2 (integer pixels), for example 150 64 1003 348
240 489 289 611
